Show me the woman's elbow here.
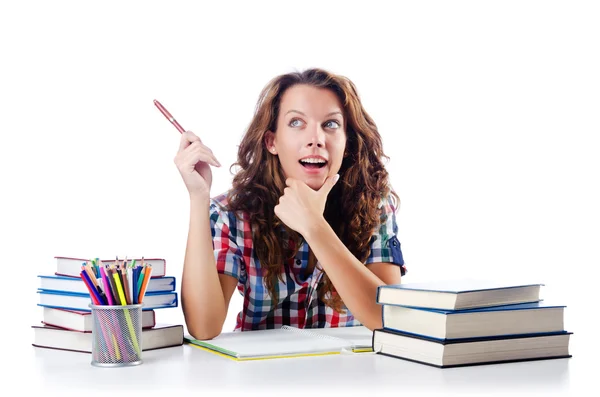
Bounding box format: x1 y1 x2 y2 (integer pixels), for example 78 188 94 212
188 324 222 340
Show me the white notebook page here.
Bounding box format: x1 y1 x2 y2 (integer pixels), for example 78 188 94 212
297 325 373 349
189 325 372 359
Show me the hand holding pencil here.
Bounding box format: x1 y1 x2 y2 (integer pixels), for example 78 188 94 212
154 99 221 198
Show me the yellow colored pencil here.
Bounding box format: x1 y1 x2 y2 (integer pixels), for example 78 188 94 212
112 271 127 305
111 333 122 360
112 271 141 356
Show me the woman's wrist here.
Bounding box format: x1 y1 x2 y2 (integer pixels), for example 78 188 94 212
302 216 330 243
189 193 211 210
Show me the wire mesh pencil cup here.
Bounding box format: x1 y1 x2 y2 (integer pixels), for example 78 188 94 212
90 304 143 367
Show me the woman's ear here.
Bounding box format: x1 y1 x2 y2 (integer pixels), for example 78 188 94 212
265 131 277 155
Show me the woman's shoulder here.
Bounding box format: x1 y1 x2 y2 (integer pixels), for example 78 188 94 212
210 191 230 210
209 190 235 217
209 191 247 225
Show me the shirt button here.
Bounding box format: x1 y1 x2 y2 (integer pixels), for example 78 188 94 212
296 259 302 265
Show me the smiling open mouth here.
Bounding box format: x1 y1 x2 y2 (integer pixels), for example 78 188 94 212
299 159 327 169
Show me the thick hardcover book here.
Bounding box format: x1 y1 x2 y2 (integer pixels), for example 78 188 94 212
37 289 178 311
382 301 566 340
32 324 184 353
372 328 572 368
377 280 543 310
54 256 166 278
41 307 156 332
38 274 176 295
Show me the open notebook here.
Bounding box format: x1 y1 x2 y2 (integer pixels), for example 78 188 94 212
184 325 373 361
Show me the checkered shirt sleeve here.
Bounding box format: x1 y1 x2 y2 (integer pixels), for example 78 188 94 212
364 195 407 276
209 200 247 283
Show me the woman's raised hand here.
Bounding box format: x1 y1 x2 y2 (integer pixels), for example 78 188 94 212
174 130 221 198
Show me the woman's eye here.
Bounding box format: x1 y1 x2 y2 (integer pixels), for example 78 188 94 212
289 119 304 127
324 120 341 129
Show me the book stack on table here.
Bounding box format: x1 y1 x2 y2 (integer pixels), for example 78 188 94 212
373 280 572 368
32 256 183 353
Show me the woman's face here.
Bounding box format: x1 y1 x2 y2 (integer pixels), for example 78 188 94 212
265 84 347 191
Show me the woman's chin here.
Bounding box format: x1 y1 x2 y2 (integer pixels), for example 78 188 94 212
303 177 327 191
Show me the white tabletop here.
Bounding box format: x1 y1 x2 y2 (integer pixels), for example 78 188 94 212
18 341 577 397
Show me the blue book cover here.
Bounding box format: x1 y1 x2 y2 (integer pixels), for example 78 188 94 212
378 280 544 294
36 289 178 311
37 274 176 294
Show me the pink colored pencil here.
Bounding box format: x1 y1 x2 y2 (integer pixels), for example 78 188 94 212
99 266 115 305
154 99 186 134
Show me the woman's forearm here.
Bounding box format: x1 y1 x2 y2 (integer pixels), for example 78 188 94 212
181 196 227 339
304 219 386 330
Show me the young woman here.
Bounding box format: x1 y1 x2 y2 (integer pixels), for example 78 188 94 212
175 68 406 340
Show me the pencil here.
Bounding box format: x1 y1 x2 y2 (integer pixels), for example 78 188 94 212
127 267 133 303
107 267 120 305
112 270 127 306
122 269 132 305
136 266 146 301
111 333 122 360
80 270 101 305
138 265 153 303
111 268 141 355
154 99 186 134
84 262 99 287
99 265 115 306
81 270 116 360
131 266 139 304
85 262 108 305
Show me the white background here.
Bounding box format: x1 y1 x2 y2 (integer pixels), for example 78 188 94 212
1 0 598 394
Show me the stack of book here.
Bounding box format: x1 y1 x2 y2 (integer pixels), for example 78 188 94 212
373 280 572 368
32 256 184 353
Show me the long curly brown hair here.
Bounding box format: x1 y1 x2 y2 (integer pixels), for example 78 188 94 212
224 68 398 312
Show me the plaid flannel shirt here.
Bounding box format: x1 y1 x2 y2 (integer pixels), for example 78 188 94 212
210 192 406 331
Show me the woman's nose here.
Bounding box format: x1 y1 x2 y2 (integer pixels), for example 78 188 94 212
306 126 325 148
